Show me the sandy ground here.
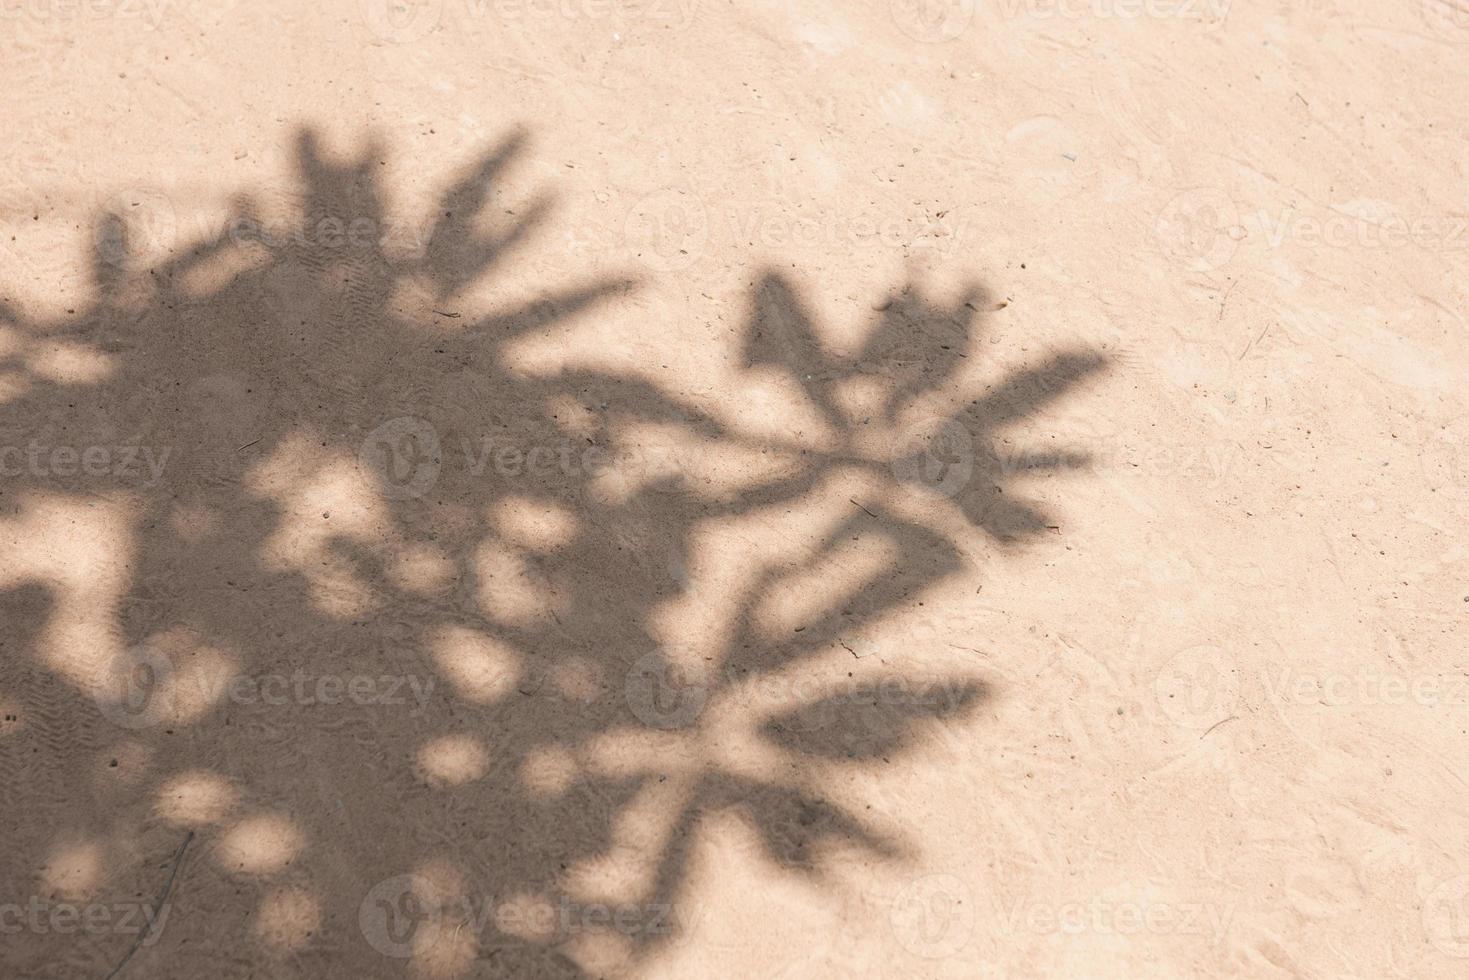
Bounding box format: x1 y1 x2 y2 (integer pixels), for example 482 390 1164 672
2 0 1468 977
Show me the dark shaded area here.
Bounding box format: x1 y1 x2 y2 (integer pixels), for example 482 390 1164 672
0 125 1105 978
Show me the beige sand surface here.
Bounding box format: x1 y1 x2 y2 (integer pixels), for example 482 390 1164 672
2 1 1468 976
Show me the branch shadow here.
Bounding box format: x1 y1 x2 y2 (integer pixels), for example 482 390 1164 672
0 123 1107 978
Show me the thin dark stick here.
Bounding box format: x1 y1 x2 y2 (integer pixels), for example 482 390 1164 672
103 830 194 980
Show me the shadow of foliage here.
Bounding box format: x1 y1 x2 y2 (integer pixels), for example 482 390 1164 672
0 124 1105 978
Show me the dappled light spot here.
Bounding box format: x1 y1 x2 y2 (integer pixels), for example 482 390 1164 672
94 628 239 729
753 533 899 639
0 370 29 405
550 655 603 705
0 496 133 688
559 927 635 978
416 735 490 787
249 438 394 618
832 374 889 426
216 813 304 875
27 342 114 385
429 626 519 703
473 537 564 627
254 885 321 951
520 744 578 799
410 916 479 979
492 496 579 553
384 862 478 978
154 770 240 826
388 543 456 594
177 240 270 298
40 838 104 900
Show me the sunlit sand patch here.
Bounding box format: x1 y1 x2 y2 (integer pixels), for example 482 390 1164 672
254 885 321 951
94 628 238 729
559 928 634 977
176 239 270 298
0 495 134 689
473 537 564 627
549 655 603 705
492 496 579 553
416 734 490 787
429 626 519 703
154 770 240 827
40 838 104 900
389 542 456 594
410 915 479 979
215 813 304 875
520 744 579 799
752 532 899 640
400 861 477 979
731 375 843 447
248 436 395 618
27 341 115 385
831 373 889 425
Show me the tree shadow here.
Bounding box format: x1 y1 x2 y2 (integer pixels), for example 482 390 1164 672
0 124 1107 978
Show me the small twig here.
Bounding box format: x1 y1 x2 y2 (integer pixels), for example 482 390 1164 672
432 309 461 318
235 438 261 453
849 499 878 519
104 831 194 980
1200 715 1238 740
